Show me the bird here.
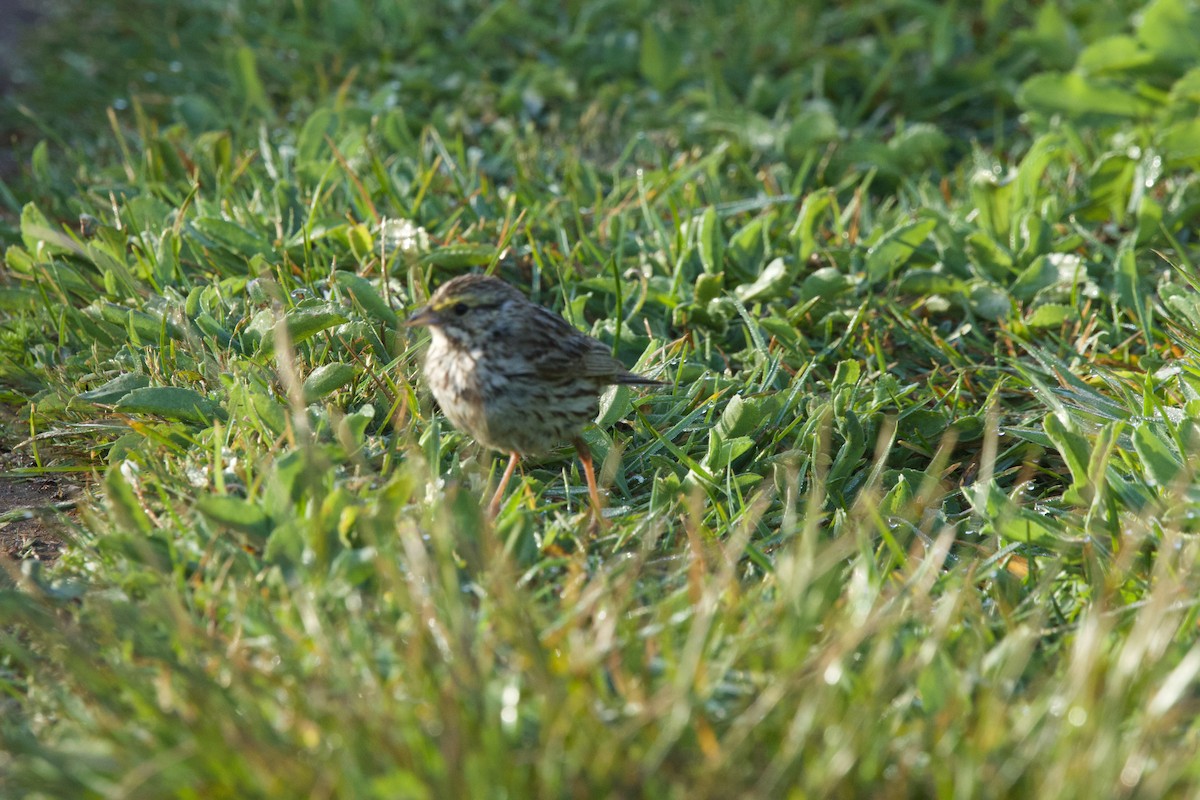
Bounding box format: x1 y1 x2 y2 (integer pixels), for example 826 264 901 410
405 273 661 525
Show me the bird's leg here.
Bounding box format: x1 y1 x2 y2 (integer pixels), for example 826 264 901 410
489 451 520 519
573 437 606 533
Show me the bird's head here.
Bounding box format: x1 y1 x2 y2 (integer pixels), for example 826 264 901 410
405 274 524 343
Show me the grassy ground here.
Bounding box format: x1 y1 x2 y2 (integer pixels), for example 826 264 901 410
3 0 1200 796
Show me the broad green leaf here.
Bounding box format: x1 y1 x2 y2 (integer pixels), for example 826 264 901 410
1017 72 1157 118
887 124 950 168
333 272 399 326
726 216 768 279
968 284 1013 320
639 20 681 93
21 203 83 257
115 387 226 424
694 272 724 304
94 303 185 342
1159 119 1200 166
1137 0 1200 63
1115 240 1140 313
1025 303 1075 329
303 362 357 402
967 480 1063 545
970 171 1015 242
1169 66 1200 103
1078 35 1153 73
1084 153 1136 220
418 245 495 268
287 307 350 342
1043 413 1091 489
735 257 794 303
297 109 338 166
0 287 41 311
233 45 269 112
789 188 834 262
697 206 722 275
865 218 937 282
715 394 754 441
339 404 375 449
798 266 854 303
190 218 275 258
77 374 151 405
194 312 235 348
1131 422 1183 487
706 436 755 470
196 495 271 541
246 306 350 356
827 408 866 491
1010 256 1059 301
880 474 914 517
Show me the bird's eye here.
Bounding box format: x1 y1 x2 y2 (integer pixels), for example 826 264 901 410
453 302 469 316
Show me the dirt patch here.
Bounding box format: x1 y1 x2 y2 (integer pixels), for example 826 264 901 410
0 476 76 561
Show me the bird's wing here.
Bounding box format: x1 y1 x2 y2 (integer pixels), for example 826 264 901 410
520 308 618 378
526 305 661 385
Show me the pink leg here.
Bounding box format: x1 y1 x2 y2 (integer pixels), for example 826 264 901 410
489 451 520 518
574 438 606 533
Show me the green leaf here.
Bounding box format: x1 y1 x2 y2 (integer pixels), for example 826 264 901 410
735 257 794 303
190 218 275 258
1042 413 1094 504
727 216 767 280
865 218 937 282
287 306 350 344
418 245 495 268
246 306 350 356
304 362 357 402
896 269 962 296
789 188 834 262
339 404 375 450
968 480 1062 545
970 172 1015 243
233 45 269 112
0 287 41 311
639 20 681 93
1017 72 1157 119
21 202 82 257
94 303 185 342
297 109 338 167
77 373 151 405
1137 0 1200 63
333 272 399 326
1131 422 1183 488
694 272 724 304
1115 240 1140 313
1077 35 1153 73
196 495 272 542
115 387 226 424
31 141 52 186
706 436 754 470
697 206 722 275
968 284 1013 321
1025 303 1075 329
1169 66 1200 104
1159 119 1200 166
798 267 854 303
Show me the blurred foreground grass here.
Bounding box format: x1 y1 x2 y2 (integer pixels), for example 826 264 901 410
3 0 1200 796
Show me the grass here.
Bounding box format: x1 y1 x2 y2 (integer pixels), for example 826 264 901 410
3 0 1200 796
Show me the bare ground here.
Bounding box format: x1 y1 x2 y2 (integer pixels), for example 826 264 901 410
0 476 74 562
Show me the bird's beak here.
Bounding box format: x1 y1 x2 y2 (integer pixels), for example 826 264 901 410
404 306 438 327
